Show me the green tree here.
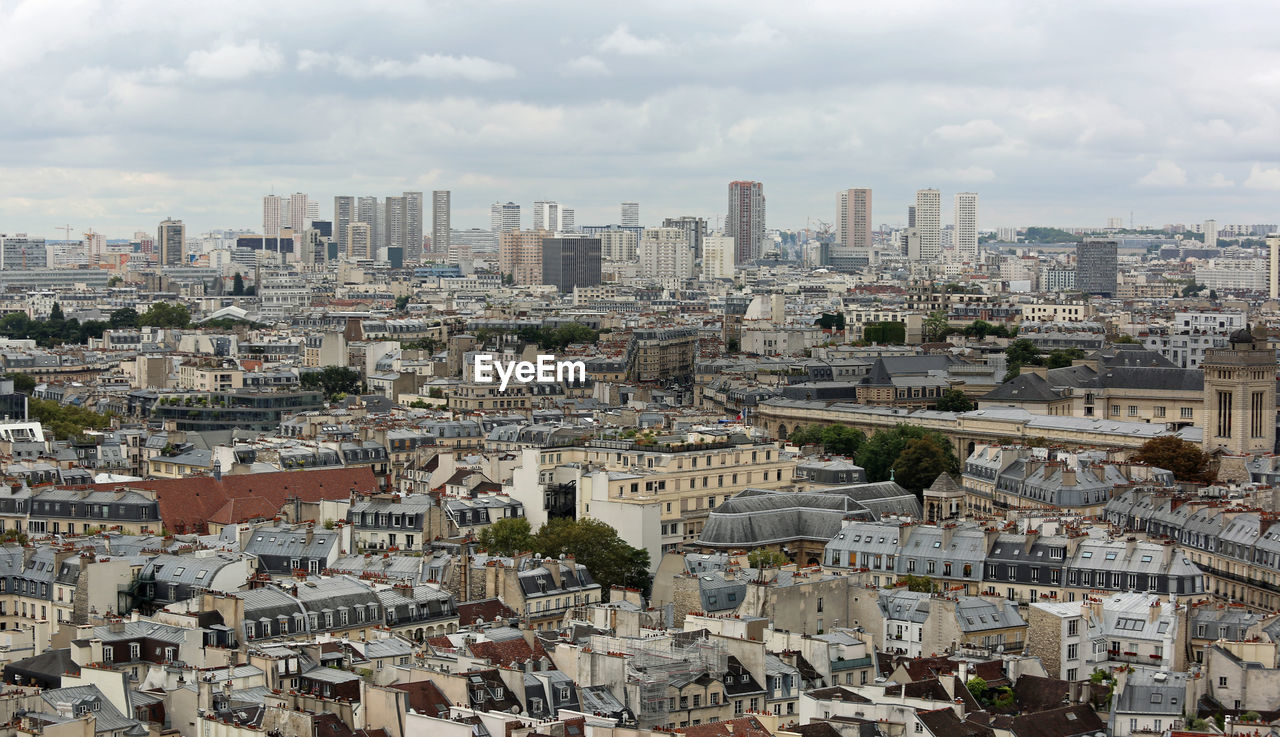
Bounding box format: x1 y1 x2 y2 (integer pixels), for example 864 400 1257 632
896 574 937 593
935 388 973 412
789 424 866 456
109 307 139 329
922 310 951 342
892 437 951 493
1005 339 1042 367
395 295 411 312
747 549 790 569
139 302 190 328
532 518 651 598
1132 436 1214 484
1044 348 1085 369
232 272 245 296
814 313 845 331
965 677 987 702
863 321 906 344
48 303 63 321
4 373 34 395
856 425 959 484
1112 333 1139 344
476 517 534 555
28 398 111 439
107 276 123 288
301 366 364 401
962 320 993 339
726 338 740 352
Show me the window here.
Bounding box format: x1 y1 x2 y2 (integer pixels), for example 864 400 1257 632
1068 619 1079 636
1181 407 1194 419
130 643 140 659
1219 676 1228 687
1067 643 1077 660
1155 406 1166 418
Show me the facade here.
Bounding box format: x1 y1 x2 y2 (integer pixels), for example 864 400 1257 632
541 236 601 293
621 202 639 227
703 234 735 280
836 188 872 250
638 227 694 287
356 196 381 251
157 218 185 267
346 222 371 259
333 196 354 256
288 192 310 233
490 201 520 234
0 235 47 270
499 230 546 285
263 195 284 238
403 190 423 261
431 190 450 254
1201 328 1276 456
914 189 940 261
662 216 706 258
1076 238 1118 296
727 181 765 264
953 192 978 261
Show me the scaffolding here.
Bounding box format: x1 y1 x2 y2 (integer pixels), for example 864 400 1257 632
615 637 729 716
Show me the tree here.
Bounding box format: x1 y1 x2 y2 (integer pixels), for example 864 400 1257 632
28 398 111 439
922 310 951 343
301 366 363 401
863 322 906 344
896 574 937 593
139 302 190 328
747 549 790 569
232 272 245 296
476 517 533 556
962 320 994 339
726 338 740 352
814 313 845 331
788 424 865 457
965 677 988 702
1209 289 1219 301
1005 339 1042 367
532 518 651 598
107 276 123 288
395 295 411 312
1112 333 1139 344
48 303 63 321
1044 348 1085 369
109 307 139 329
892 437 952 493
4 373 34 395
935 388 973 412
1132 436 1214 484
856 425 959 485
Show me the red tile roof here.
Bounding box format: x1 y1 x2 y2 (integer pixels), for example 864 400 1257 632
457 598 516 626
92 467 377 533
679 716 771 737
467 637 549 667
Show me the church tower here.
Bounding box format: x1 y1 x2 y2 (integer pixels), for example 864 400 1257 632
1201 326 1276 456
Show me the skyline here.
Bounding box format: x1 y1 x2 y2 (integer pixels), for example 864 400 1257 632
5 1 1280 235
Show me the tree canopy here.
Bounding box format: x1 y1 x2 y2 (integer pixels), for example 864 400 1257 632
4 373 35 395
922 310 952 343
301 366 363 401
897 574 937 593
478 517 650 599
747 549 790 570
856 425 959 490
787 424 866 456
139 302 190 328
29 398 111 439
814 313 846 331
892 437 952 493
1132 436 1215 484
935 388 974 412
517 322 599 351
863 321 906 344
0 310 106 347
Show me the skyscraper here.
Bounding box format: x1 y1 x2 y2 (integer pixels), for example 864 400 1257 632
263 195 284 238
703 234 735 281
953 192 978 262
432 191 451 254
638 227 695 286
914 189 941 261
385 196 407 261
288 192 310 233
347 222 372 259
560 208 575 232
157 218 185 266
0 234 47 270
403 191 423 261
1204 219 1218 248
491 202 520 234
662 216 706 258
356 197 380 252
499 230 545 285
533 201 560 231
334 196 355 257
1076 238 1117 297
726 181 765 264
836 188 872 249
1267 234 1280 300
541 236 601 293
621 202 639 227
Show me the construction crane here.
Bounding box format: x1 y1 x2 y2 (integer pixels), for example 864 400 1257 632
48 225 75 270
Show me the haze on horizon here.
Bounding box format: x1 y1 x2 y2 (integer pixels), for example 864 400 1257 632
3 0 1280 237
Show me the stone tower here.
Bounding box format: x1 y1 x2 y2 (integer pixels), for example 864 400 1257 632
1201 326 1276 457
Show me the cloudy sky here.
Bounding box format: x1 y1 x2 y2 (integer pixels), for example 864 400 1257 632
3 0 1280 237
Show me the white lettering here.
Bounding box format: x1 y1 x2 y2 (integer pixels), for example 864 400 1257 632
536 354 555 383
495 359 517 392
558 360 586 384
472 355 587 392
474 354 495 383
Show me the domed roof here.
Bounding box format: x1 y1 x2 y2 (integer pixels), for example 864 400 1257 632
1229 325 1255 344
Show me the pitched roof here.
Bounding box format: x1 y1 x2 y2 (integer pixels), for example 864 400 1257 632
457 598 516 626
91 467 378 533
679 716 772 737
996 704 1104 737
982 372 1066 403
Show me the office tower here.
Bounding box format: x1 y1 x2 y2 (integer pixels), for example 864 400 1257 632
347 222 372 259
533 201 560 231
1201 328 1276 456
639 227 695 286
83 230 105 264
0 235 46 270
403 191 423 261
385 196 407 261
157 218 185 266
726 180 765 264
621 202 639 227
1106 216 1124 229
1204 219 1218 248
302 227 330 266
1075 238 1117 297
1268 234 1280 300
307 199 319 224
263 195 284 238
836 188 872 249
703 234 735 281
954 192 978 261
662 216 706 258
356 197 380 251
334 196 355 256
133 231 155 256
491 202 520 234
499 230 545 285
432 191 451 254
288 192 310 233
907 205 916 228
596 228 638 261
560 208 575 232
541 236 601 292
914 189 940 261
387 247 403 269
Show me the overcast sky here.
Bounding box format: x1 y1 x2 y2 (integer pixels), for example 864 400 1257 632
3 0 1280 238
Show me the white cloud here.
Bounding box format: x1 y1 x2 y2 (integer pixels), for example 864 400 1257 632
561 55 610 77
1136 160 1187 187
1243 163 1280 190
1206 172 1234 188
924 166 996 182
596 25 670 56
297 51 516 82
185 40 282 80
728 20 785 46
929 119 1006 145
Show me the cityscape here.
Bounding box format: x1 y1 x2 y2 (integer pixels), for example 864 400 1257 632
5 3 1280 737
